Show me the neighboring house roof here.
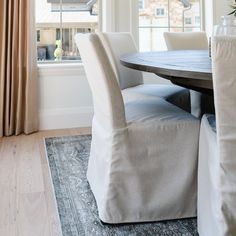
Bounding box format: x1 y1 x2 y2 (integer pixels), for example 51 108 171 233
36 0 98 28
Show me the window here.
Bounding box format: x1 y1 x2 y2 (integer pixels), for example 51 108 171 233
139 0 145 10
185 17 192 24
36 0 99 62
155 8 165 17
195 16 200 24
139 0 201 51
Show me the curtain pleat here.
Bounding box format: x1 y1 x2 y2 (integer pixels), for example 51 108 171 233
0 0 38 137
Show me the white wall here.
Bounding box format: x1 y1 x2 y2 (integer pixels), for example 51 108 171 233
213 0 231 24
204 0 232 35
38 64 93 130
38 0 228 130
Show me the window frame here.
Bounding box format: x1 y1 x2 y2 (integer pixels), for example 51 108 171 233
138 0 203 51
36 0 101 65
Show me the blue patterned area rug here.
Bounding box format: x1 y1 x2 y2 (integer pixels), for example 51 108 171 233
45 135 198 236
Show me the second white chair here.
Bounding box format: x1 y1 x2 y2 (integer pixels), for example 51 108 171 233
98 32 190 112
164 32 208 50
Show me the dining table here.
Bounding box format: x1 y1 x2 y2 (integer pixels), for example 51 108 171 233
120 50 213 95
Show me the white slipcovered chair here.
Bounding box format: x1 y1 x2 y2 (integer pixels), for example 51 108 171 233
98 32 190 112
75 33 200 224
164 32 208 50
198 36 236 236
164 31 214 118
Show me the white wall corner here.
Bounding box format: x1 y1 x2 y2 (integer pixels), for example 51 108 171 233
101 0 139 45
101 0 116 32
130 0 139 46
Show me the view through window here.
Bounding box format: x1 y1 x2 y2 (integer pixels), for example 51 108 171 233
36 0 99 62
139 0 201 51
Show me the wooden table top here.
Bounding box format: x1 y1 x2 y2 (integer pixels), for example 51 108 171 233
120 50 213 94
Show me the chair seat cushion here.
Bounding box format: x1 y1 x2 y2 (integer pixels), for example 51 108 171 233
125 97 197 125
122 84 190 112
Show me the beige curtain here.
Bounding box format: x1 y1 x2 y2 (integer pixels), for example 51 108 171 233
0 0 38 137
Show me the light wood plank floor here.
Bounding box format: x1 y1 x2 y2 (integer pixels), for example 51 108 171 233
0 127 91 236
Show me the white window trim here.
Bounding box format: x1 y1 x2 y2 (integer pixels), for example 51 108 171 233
38 62 85 77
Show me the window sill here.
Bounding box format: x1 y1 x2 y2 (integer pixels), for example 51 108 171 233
38 62 86 77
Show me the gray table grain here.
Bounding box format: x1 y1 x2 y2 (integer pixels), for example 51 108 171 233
120 50 213 94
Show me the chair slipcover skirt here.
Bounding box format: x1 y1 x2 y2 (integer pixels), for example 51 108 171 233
198 115 219 236
88 98 199 223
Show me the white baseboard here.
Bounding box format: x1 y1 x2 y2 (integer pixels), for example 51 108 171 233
39 107 93 130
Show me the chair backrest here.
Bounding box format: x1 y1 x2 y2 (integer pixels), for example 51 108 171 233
74 33 126 130
164 32 208 50
97 32 143 90
212 36 236 234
